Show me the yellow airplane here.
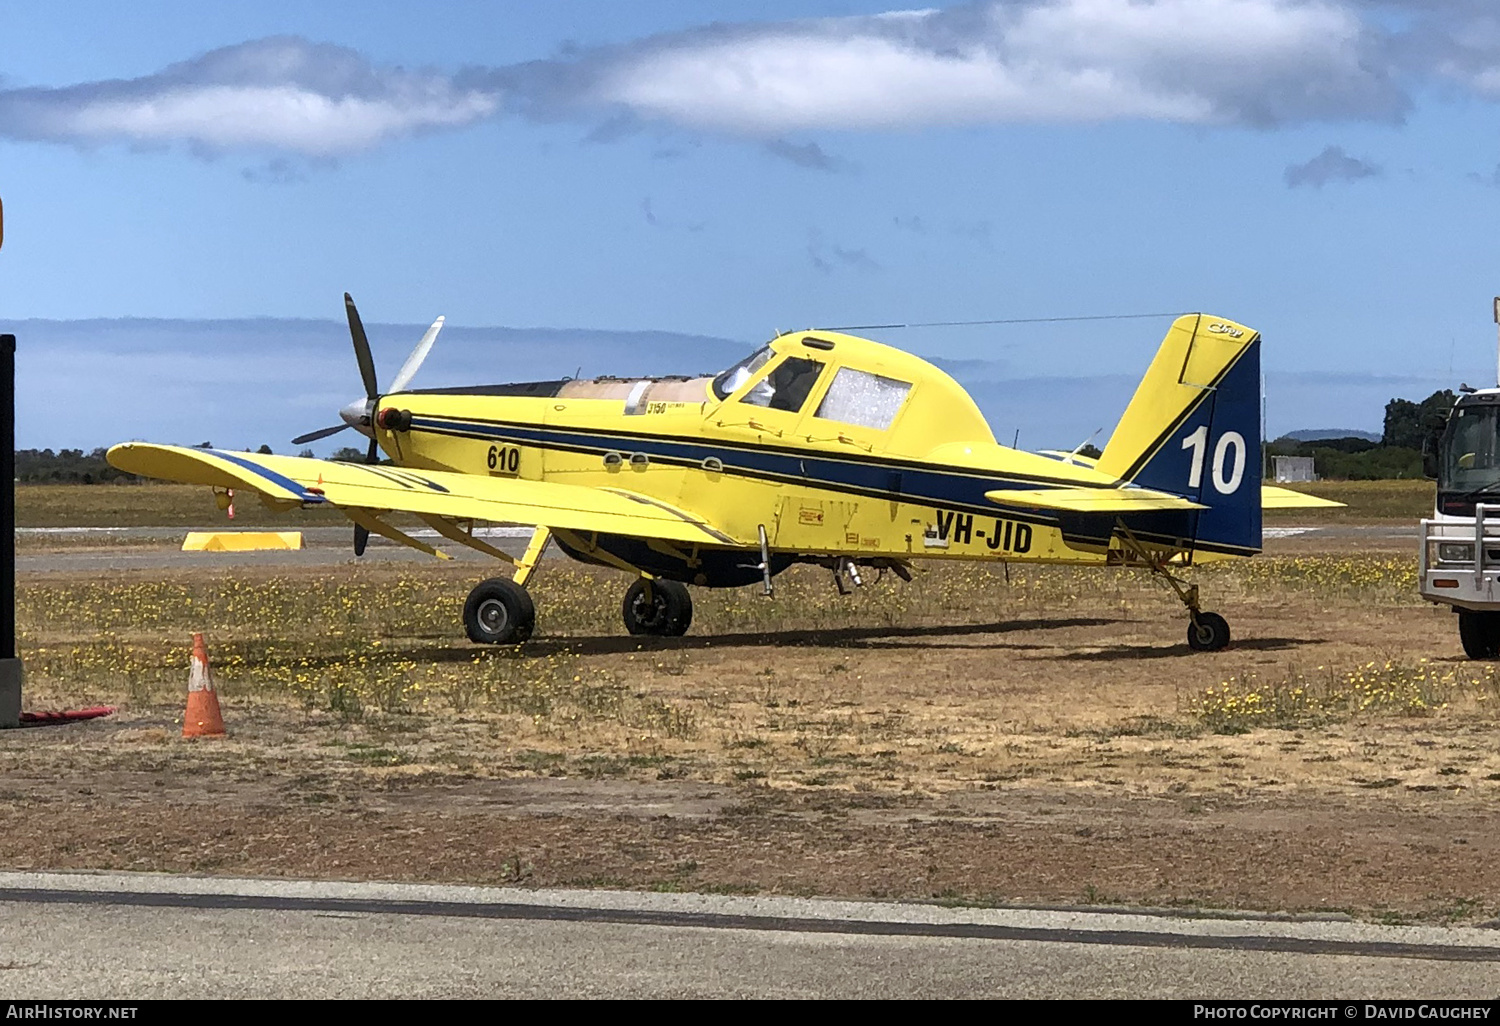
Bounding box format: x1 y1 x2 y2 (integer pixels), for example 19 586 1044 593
108 297 1335 651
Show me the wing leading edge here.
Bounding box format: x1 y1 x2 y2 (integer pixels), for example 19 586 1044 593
106 443 742 547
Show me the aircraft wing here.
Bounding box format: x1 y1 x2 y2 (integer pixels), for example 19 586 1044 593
106 443 743 546
984 487 1208 513
1260 485 1344 510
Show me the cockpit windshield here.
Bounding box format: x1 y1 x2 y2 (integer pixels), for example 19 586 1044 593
1442 404 1500 495
711 347 774 402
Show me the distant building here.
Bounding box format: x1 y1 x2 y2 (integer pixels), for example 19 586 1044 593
1273 455 1316 483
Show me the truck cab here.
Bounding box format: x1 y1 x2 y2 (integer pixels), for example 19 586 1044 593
1420 388 1500 657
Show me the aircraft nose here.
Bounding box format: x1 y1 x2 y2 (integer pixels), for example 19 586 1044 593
340 397 374 438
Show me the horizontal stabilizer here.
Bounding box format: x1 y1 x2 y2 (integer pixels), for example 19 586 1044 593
1261 485 1345 510
985 487 1208 513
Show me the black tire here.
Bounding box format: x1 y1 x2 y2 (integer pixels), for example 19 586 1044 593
1457 610 1500 659
622 578 692 637
1187 611 1231 652
463 577 536 645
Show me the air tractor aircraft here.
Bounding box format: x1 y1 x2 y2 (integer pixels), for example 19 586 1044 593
108 297 1336 651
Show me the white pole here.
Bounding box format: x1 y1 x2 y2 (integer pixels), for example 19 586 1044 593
1493 297 1500 388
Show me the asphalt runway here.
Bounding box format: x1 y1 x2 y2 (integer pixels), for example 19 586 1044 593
17 525 1418 573
0 872 1496 999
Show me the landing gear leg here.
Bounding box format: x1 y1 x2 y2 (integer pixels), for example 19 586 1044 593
1116 522 1231 653
622 578 693 637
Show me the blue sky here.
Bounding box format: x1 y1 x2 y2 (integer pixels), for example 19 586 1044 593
3 1 1499 449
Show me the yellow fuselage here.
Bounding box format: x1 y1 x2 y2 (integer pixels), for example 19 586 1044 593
369 330 1140 584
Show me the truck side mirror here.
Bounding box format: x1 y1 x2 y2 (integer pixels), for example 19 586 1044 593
1422 432 1441 479
1420 411 1448 480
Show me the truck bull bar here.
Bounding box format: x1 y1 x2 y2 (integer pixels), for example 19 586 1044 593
1420 503 1500 609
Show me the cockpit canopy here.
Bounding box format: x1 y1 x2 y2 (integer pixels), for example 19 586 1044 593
709 333 995 455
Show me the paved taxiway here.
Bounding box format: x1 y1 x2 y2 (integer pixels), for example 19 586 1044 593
0 872 1495 999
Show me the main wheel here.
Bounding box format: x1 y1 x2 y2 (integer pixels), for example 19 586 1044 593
622 578 692 636
1187 611 1230 652
1457 610 1500 659
463 577 536 644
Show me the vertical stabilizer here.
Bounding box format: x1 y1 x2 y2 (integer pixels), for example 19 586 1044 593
1097 315 1262 554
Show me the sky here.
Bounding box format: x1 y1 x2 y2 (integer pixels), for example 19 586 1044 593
3 0 1500 450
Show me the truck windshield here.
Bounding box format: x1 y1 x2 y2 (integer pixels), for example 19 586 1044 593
1442 404 1500 495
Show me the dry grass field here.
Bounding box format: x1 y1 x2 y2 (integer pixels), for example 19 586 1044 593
17 483 348 528
4 495 1498 923
1264 479 1434 523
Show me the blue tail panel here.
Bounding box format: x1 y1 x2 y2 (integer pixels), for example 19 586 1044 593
1129 338 1262 555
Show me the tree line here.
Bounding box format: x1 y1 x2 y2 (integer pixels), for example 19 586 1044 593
13 443 335 483
1266 389 1455 480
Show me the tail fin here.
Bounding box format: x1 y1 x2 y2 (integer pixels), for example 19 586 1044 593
1097 314 1262 555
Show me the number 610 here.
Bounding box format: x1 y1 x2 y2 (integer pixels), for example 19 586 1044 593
487 445 521 474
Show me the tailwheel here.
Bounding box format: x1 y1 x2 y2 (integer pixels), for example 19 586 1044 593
1114 522 1231 654
1187 611 1231 653
464 577 536 645
622 578 693 637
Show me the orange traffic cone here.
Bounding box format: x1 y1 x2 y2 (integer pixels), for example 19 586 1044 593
183 632 226 738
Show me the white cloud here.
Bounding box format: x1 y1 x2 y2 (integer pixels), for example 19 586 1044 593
12 2 1500 159
0 37 497 157
571 0 1399 132
1284 144 1382 187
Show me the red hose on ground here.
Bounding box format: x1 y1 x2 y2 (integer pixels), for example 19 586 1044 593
17 706 116 727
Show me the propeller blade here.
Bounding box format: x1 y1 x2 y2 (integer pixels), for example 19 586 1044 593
290 423 349 446
387 316 444 394
345 292 379 400
351 436 380 558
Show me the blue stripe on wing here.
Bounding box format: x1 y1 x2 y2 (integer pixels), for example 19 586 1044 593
207 449 326 503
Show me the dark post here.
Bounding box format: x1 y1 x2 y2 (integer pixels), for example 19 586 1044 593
0 333 18 727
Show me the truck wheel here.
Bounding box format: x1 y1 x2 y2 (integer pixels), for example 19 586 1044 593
1458 610 1500 659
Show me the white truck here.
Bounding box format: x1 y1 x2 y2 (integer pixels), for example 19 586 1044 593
1419 300 1500 657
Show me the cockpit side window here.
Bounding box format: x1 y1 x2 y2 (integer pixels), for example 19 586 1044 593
711 347 774 401
814 368 912 431
739 356 826 413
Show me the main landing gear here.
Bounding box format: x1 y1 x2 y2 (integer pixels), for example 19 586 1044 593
463 577 536 645
462 575 695 644
622 578 693 637
1116 523 1231 653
